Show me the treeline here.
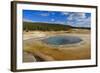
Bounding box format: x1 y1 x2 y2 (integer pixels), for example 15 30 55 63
72 27 90 30
23 22 72 31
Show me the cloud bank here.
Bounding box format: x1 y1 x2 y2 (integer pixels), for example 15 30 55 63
62 12 91 27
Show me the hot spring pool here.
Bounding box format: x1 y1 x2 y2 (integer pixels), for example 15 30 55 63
42 36 82 45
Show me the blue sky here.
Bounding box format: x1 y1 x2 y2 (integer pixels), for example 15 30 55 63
23 10 91 27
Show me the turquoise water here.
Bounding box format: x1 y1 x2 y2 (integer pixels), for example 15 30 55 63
42 36 82 45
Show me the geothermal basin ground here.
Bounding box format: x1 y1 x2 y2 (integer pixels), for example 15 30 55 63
23 29 91 62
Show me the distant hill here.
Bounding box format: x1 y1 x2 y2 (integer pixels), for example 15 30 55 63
23 22 72 31
72 26 90 29
23 22 90 31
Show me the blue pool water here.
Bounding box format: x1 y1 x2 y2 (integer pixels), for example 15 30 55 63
42 36 82 45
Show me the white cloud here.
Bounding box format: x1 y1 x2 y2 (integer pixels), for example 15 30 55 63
51 12 56 15
67 13 74 20
77 17 91 27
78 13 86 19
23 19 33 22
66 12 91 27
55 21 65 24
51 19 55 22
61 12 69 15
67 12 87 21
39 13 49 16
